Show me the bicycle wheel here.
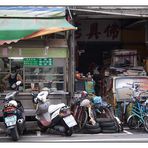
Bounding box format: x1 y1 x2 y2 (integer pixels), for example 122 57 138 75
144 116 148 132
78 108 88 129
127 114 139 129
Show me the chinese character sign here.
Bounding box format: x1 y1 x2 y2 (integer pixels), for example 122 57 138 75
86 22 101 39
75 20 120 41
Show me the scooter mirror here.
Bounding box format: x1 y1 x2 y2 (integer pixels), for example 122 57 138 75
33 97 38 104
16 81 22 86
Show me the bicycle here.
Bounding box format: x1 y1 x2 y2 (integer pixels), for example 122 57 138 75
71 92 101 134
125 82 148 132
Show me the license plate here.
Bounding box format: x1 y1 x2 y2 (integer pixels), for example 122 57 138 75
63 115 77 127
4 115 17 126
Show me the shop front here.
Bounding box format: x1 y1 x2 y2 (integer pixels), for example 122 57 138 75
71 7 148 92
69 7 148 125
0 6 76 119
0 39 70 117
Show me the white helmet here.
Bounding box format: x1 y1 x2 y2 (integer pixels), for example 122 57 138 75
8 100 17 107
37 91 48 103
80 99 90 107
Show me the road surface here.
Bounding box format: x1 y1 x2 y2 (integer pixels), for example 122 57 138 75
0 127 148 143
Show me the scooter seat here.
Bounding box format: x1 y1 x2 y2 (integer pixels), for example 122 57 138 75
5 91 18 100
48 103 65 114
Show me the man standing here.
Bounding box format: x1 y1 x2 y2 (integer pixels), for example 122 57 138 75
2 66 23 90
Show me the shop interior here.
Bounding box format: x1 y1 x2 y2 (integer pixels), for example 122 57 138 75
76 42 121 75
0 57 65 92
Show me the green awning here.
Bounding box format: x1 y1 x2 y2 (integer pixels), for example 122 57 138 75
0 18 76 45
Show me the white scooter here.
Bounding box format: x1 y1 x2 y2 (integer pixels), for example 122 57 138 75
32 90 77 136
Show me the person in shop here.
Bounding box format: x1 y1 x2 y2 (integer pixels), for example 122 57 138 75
75 71 85 91
93 65 102 96
85 73 95 94
2 66 23 90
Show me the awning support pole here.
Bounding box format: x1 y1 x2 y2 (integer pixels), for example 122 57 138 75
68 27 75 105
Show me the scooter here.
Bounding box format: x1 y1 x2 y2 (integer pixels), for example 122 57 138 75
2 81 25 141
32 90 77 136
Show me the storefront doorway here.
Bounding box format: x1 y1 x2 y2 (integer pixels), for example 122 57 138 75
76 42 121 74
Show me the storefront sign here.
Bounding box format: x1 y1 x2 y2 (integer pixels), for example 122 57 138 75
75 20 120 41
23 58 53 66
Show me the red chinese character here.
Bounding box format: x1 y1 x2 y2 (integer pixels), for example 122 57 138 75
104 23 119 40
86 22 101 39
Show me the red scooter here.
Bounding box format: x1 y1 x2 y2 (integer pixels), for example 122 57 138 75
2 81 25 141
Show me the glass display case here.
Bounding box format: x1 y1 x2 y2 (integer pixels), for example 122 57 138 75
23 58 67 91
111 49 137 68
24 66 65 90
0 57 67 92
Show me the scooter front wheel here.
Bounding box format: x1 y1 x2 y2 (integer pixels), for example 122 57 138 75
37 121 48 132
65 128 73 136
10 126 19 141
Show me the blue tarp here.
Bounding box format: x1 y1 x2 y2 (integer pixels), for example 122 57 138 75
0 6 65 18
